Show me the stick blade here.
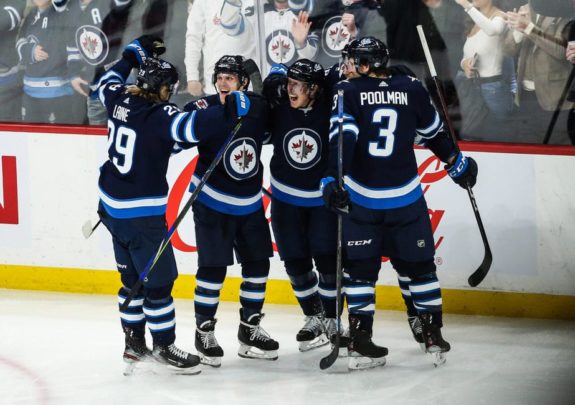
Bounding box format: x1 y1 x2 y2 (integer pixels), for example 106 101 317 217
81 221 93 239
319 345 340 370
468 248 493 287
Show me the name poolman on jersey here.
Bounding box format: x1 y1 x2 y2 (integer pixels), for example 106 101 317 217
360 91 408 106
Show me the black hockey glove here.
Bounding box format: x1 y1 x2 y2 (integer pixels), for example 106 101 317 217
445 152 478 189
122 35 166 67
263 64 288 108
321 177 351 214
225 91 251 121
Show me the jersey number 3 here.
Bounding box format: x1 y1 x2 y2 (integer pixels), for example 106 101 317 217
369 108 397 158
107 121 137 174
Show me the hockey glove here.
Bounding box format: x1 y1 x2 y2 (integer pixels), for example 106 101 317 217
225 91 251 121
122 35 166 67
445 152 478 189
263 64 288 108
320 177 351 214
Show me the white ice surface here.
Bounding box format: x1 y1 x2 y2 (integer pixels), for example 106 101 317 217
1 290 574 405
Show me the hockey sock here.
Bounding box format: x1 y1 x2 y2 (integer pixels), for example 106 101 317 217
285 258 322 316
396 274 418 317
240 260 269 320
343 272 376 320
118 286 145 336
194 266 227 326
409 272 444 326
144 285 175 347
315 254 337 318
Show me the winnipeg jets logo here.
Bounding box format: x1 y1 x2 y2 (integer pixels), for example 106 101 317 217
224 138 259 180
266 30 296 65
283 128 321 170
321 16 351 58
75 25 109 66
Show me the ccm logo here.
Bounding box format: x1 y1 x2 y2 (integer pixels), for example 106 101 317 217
347 239 372 246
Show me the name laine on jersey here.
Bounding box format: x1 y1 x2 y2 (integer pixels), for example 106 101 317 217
113 105 130 122
360 91 408 106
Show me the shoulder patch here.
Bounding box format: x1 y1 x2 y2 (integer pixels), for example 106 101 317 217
195 99 209 109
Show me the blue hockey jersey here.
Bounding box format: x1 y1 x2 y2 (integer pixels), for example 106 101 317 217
329 74 446 210
96 58 258 219
183 93 269 216
266 91 332 207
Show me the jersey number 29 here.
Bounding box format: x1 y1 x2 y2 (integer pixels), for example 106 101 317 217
107 121 136 174
369 108 397 158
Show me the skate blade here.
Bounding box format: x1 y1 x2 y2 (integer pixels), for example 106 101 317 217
198 353 222 368
238 343 278 360
166 364 202 375
431 351 447 367
348 353 386 371
298 334 329 352
123 353 153 376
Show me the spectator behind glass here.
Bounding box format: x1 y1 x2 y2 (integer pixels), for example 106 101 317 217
565 18 574 144
262 0 318 75
504 1 574 144
311 0 387 68
423 0 466 87
52 0 134 126
455 0 514 141
383 0 450 80
0 1 26 122
185 0 256 97
16 0 85 124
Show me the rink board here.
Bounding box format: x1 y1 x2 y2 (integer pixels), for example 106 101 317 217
1 125 574 320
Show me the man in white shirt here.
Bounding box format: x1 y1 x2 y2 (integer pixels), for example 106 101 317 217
185 0 257 96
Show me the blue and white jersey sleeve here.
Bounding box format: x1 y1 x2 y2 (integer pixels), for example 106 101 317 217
327 80 359 176
96 58 133 106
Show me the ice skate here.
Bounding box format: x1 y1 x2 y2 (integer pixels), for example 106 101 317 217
122 327 151 376
408 315 426 352
195 319 224 367
420 313 451 367
296 315 329 352
237 310 279 360
347 316 387 370
152 343 201 375
324 318 350 358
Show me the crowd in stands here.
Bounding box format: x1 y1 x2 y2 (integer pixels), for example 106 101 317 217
0 0 573 144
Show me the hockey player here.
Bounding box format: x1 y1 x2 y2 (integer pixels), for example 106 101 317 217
321 37 478 369
95 36 252 375
262 59 338 351
183 55 278 367
336 41 434 351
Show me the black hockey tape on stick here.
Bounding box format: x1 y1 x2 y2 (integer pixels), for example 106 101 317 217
119 118 245 311
243 59 263 95
320 89 345 370
416 25 492 287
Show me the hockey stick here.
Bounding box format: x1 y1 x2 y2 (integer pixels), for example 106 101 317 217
543 66 575 144
119 118 244 311
416 25 492 287
320 89 344 370
243 58 263 95
82 219 101 239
